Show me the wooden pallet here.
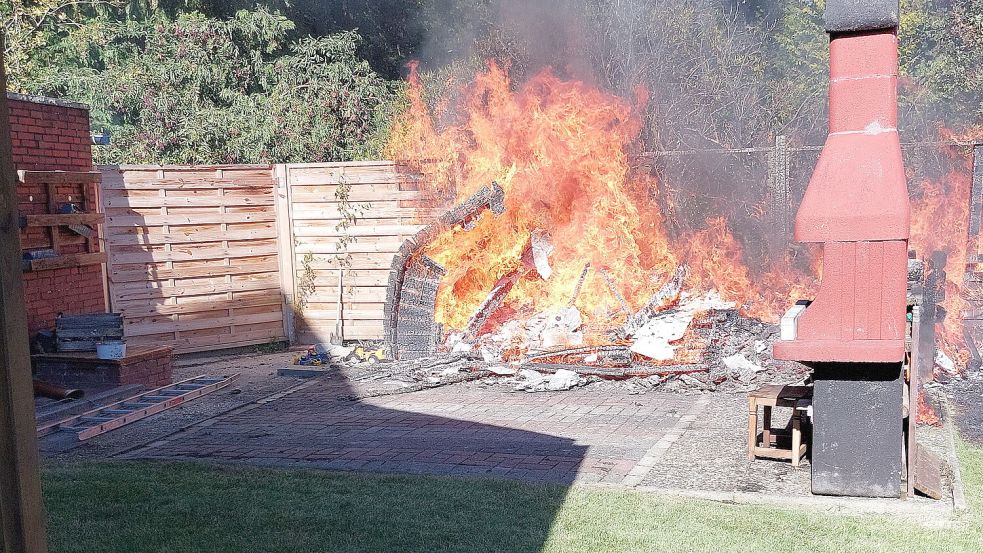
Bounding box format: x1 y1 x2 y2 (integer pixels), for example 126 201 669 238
36 374 238 440
55 313 123 352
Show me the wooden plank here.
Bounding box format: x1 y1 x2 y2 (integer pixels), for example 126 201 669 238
290 172 402 186
294 241 406 255
112 278 280 302
124 311 284 337
291 208 437 220
301 309 387 321
17 169 100 184
0 37 50 552
111 261 279 283
115 164 273 171
107 227 277 246
29 251 107 271
103 195 274 208
289 190 422 203
908 305 920 499
292 224 425 238
306 287 388 303
298 327 382 341
285 161 396 170
102 178 273 190
23 213 105 227
109 244 277 263
126 329 286 353
120 293 283 318
912 444 944 500
299 253 399 270
106 212 277 227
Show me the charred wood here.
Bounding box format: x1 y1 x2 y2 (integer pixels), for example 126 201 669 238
620 265 688 338
384 182 506 360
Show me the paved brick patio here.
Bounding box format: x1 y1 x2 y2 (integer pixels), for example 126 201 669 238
125 376 707 485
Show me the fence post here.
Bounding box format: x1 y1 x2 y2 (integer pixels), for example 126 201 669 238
274 164 296 344
768 135 791 243
0 36 50 553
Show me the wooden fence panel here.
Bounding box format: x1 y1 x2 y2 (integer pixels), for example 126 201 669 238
284 162 431 342
99 165 286 353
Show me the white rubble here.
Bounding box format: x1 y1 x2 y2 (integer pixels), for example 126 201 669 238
530 229 555 280
546 369 581 391
721 353 765 382
521 307 584 350
487 365 517 376
511 368 585 392
935 350 957 375
630 291 736 361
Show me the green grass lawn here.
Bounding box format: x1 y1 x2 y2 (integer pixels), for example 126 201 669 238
42 442 983 553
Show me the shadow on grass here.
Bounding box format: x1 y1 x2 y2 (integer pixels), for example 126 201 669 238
43 460 572 553
40 344 589 552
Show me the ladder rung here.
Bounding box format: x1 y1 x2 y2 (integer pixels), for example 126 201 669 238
63 425 93 433
80 416 115 424
158 390 185 396
103 409 133 415
141 396 172 402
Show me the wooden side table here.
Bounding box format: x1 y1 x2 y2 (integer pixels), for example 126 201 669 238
748 384 813 467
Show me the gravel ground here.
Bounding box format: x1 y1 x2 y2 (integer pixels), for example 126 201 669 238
949 369 983 446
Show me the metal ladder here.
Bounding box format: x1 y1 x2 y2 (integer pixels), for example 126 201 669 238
37 374 239 441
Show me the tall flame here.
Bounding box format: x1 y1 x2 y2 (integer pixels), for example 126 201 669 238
909 148 974 369
386 62 815 333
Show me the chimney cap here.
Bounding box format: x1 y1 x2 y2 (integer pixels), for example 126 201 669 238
825 0 899 33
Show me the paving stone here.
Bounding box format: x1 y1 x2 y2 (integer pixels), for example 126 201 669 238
126 377 701 486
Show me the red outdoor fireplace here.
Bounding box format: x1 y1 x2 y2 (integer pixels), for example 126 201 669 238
774 0 909 497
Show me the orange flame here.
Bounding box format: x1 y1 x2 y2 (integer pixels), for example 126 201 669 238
916 392 942 427
909 150 973 370
386 62 816 332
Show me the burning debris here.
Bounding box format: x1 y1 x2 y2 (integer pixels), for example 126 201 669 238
384 182 506 360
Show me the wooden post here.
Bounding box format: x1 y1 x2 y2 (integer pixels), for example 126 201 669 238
273 164 296 343
768 135 791 242
0 35 51 553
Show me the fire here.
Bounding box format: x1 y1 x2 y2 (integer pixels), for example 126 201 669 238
909 150 973 369
387 62 815 334
916 391 942 427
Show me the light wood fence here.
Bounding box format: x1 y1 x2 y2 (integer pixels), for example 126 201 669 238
279 162 434 343
99 165 287 353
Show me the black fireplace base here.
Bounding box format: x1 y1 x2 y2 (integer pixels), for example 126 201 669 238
810 362 904 497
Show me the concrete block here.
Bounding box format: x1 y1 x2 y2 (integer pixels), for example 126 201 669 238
825 0 899 33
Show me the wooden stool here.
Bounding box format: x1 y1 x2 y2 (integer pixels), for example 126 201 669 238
748 384 812 467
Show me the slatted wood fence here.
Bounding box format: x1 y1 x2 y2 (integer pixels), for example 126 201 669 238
280 162 435 343
99 165 287 353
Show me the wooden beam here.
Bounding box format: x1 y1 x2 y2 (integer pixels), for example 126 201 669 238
0 33 50 553
27 251 107 272
22 213 105 227
17 170 101 184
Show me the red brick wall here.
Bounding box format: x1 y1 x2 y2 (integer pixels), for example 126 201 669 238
7 94 106 334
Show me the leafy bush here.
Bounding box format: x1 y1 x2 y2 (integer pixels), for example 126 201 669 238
20 8 401 164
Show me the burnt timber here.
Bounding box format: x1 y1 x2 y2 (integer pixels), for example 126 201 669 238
384 182 506 360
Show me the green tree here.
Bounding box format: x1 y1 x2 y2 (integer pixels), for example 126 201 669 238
22 8 401 164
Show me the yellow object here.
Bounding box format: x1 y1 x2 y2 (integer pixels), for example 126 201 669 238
353 347 384 361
